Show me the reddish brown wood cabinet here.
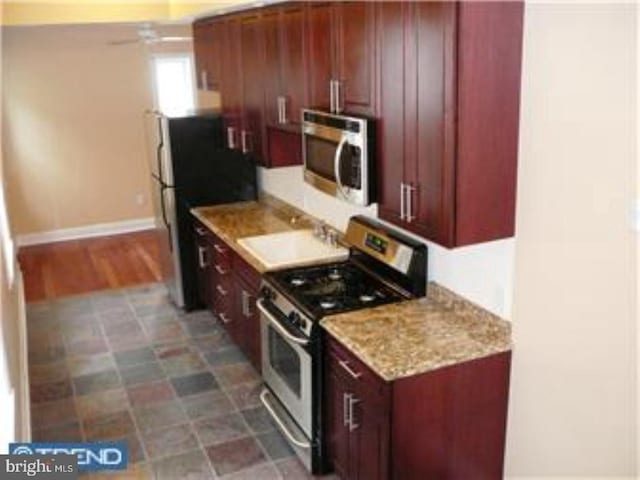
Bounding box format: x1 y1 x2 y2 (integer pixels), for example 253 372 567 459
192 218 262 372
324 335 511 480
238 12 266 163
262 4 307 166
377 1 524 247
231 254 262 372
305 2 376 116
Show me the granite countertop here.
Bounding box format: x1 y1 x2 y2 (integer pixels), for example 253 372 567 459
191 194 319 273
321 282 512 382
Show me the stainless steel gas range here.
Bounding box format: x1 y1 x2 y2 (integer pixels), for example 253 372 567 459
257 216 428 474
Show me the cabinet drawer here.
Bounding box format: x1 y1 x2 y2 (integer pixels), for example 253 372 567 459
232 253 261 290
326 335 389 400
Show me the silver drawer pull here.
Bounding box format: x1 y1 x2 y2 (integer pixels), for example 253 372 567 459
348 394 361 431
214 264 228 275
195 227 207 236
339 360 362 379
213 244 226 254
197 246 208 268
219 312 231 324
260 389 311 449
216 285 228 296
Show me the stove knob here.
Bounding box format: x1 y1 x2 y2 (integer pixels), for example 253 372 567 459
288 311 301 328
259 286 276 301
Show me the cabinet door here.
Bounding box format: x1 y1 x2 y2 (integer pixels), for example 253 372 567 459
280 4 307 125
334 2 376 116
407 2 456 246
219 17 242 150
349 387 390 480
262 8 282 128
240 13 266 163
376 1 406 226
306 2 334 110
325 362 350 480
193 22 209 90
235 276 261 371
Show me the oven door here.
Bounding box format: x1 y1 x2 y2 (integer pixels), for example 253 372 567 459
303 125 368 206
258 299 313 439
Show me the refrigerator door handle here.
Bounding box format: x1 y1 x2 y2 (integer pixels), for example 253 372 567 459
156 115 165 183
160 185 173 252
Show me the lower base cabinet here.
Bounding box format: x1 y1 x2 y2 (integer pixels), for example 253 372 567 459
192 217 261 372
324 335 511 480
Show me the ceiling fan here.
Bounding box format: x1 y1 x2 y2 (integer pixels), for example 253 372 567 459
109 24 192 46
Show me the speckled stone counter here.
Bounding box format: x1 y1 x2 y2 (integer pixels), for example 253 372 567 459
321 282 512 381
191 194 318 273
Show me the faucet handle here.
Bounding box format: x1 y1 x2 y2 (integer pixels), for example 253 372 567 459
326 229 340 248
313 221 327 240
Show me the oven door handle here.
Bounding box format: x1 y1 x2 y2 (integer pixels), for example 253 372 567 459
260 389 312 449
257 299 309 346
333 135 350 199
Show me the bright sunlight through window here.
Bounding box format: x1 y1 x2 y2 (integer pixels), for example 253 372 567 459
152 55 195 116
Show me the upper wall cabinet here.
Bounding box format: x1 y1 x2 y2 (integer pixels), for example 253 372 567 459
263 4 307 129
306 2 377 116
377 1 524 248
193 20 220 90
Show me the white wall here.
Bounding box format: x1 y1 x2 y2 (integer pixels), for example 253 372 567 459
505 3 637 477
258 166 515 319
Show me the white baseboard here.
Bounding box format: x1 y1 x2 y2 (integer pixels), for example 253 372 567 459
16 217 155 247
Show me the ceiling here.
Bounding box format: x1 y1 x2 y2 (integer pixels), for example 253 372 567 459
1 1 260 26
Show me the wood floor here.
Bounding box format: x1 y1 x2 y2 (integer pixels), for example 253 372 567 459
18 230 162 303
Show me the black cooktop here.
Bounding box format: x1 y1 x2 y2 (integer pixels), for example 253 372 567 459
267 261 405 319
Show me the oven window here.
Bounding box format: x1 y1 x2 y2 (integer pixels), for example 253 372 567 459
268 326 301 398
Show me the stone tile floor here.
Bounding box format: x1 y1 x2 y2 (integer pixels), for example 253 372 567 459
27 283 337 479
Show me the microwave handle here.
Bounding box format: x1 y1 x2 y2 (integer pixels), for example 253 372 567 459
333 136 350 199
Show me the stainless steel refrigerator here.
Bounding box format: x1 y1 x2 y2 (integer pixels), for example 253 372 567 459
144 110 257 310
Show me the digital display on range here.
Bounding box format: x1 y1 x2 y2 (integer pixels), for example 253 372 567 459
365 233 388 255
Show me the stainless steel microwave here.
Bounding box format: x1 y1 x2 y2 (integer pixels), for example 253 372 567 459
301 109 375 206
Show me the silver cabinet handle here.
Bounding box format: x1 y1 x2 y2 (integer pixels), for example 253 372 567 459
277 96 288 124
329 80 336 113
219 312 231 324
214 264 228 275
257 299 309 346
338 360 362 380
406 183 416 223
216 284 228 296
201 70 208 90
277 97 283 124
348 394 361 431
241 130 251 154
343 392 350 427
197 246 208 268
334 80 342 114
281 96 288 124
260 389 311 449
195 227 207 236
400 183 406 221
227 126 236 149
241 290 252 317
213 244 226 254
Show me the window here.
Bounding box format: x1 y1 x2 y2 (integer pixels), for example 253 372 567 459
0 182 15 288
151 54 195 116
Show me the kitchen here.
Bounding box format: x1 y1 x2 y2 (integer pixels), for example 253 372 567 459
0 1 637 480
